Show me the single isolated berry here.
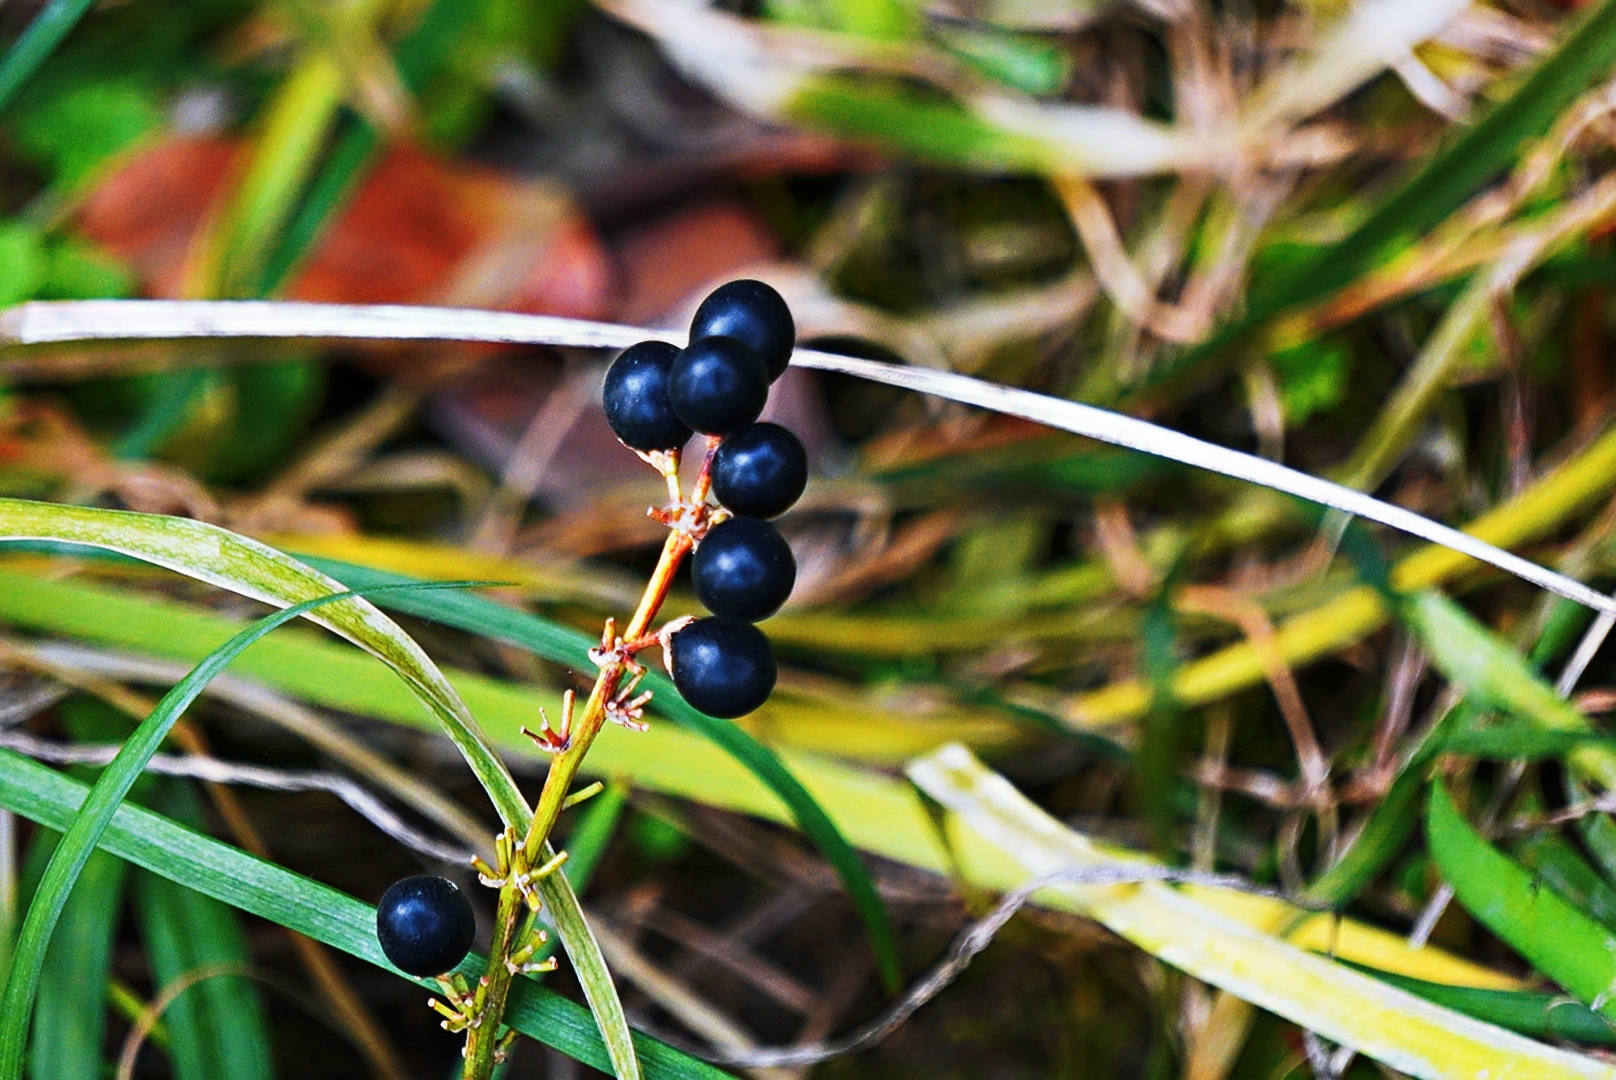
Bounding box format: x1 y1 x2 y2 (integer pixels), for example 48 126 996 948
670 616 777 719
711 423 808 519
376 875 476 978
692 516 796 622
668 336 770 436
690 279 796 383
602 340 694 452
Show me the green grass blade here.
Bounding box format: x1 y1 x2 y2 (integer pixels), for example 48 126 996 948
1402 590 1616 788
531 787 625 977
304 556 906 994
0 581 472 1078
1427 781 1616 1021
0 0 95 115
29 849 125 1080
1344 962 1616 1047
538 850 640 1080
0 747 733 1080
136 782 273 1080
133 847 274 1080
0 498 528 827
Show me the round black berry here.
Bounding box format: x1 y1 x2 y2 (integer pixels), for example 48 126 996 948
690 279 795 383
669 617 777 719
602 340 694 452
693 516 796 622
711 423 808 519
376 875 476 977
668 336 769 437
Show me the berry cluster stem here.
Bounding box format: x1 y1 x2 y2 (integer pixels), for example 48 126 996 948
460 449 714 1080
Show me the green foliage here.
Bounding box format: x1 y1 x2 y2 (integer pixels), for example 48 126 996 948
629 811 691 864
765 0 920 40
39 238 135 300
1269 337 1351 424
938 26 1071 97
1348 962 1616 1047
1427 781 1616 1022
788 77 1047 169
0 224 46 308
9 77 161 186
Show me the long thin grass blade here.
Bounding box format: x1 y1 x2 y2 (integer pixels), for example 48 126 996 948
0 497 529 828
133 858 274 1080
538 854 640 1080
0 747 732 1080
0 584 445 1077
0 300 1608 618
0 0 95 115
1347 963 1616 1047
29 849 125 1080
908 744 1616 1080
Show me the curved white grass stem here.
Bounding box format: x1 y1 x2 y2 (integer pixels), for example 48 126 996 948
3 298 1610 615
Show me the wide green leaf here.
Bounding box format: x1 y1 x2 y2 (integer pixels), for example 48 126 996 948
1427 781 1616 1022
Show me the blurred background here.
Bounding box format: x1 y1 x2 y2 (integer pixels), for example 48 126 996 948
2 0 1616 1077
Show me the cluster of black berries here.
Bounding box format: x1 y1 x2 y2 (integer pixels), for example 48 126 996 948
603 279 809 720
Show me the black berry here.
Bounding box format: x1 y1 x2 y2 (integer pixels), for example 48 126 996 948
690 279 795 382
602 340 694 452
711 423 808 519
693 516 796 622
668 336 770 436
670 617 777 719
376 875 475 977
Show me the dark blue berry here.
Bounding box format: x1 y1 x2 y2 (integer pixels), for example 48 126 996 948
668 336 769 437
376 875 475 977
603 340 694 452
711 423 808 519
670 617 777 719
690 279 795 383
693 516 796 622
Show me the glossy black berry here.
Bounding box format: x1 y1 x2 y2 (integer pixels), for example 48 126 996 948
711 423 808 519
668 336 769 437
669 617 777 719
690 279 795 383
602 340 694 451
693 516 796 622
376 875 475 977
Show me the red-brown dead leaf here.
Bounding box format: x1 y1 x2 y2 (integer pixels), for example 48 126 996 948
78 137 617 319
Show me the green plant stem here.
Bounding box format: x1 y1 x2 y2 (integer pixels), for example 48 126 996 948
463 495 699 1080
